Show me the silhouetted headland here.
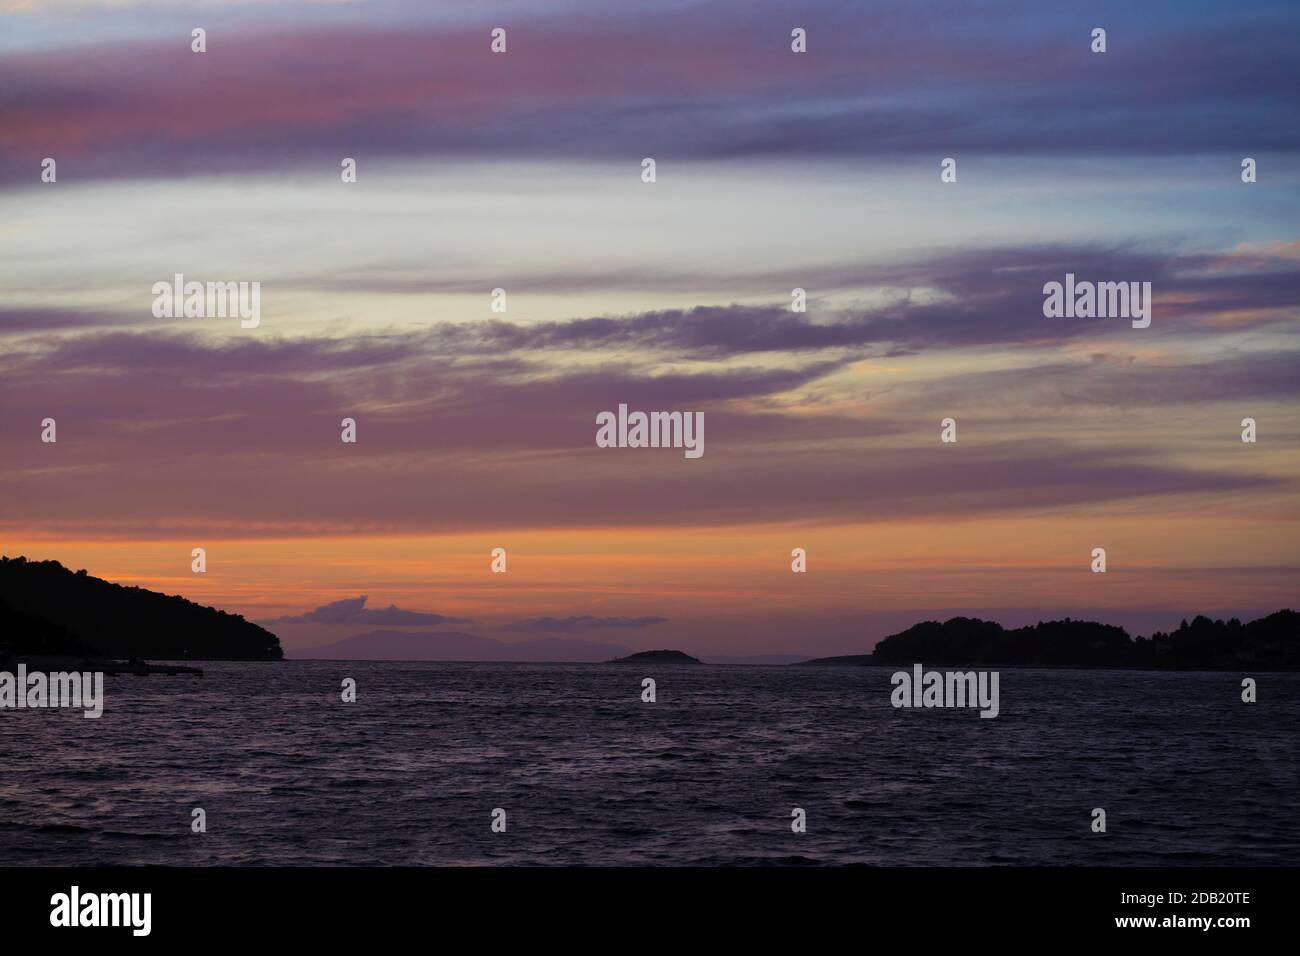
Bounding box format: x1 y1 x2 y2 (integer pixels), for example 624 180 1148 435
0 556 282 661
800 612 1298 670
606 649 702 664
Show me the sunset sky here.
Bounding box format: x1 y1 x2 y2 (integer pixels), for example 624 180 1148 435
1 0 1298 657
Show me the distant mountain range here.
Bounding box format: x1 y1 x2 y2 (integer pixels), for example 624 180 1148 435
803 612 1299 670
287 629 630 662
701 653 811 665
0 557 282 660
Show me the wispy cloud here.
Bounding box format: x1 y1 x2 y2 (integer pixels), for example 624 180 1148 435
2 239 1294 540
4 3 1298 187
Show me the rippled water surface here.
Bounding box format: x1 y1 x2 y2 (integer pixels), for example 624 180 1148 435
2 662 1296 865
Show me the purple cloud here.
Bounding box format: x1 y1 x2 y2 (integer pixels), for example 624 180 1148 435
263 596 468 627
3 3 1298 188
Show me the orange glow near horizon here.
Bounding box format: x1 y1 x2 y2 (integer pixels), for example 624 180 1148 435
6 500 1296 655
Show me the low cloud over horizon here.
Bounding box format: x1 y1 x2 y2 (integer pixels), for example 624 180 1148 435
262 596 468 628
